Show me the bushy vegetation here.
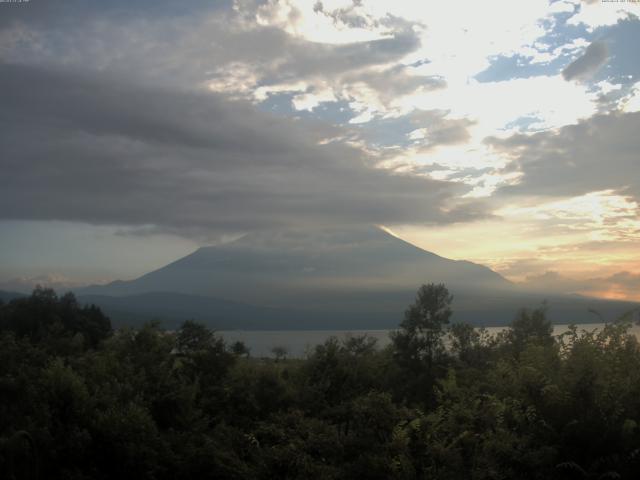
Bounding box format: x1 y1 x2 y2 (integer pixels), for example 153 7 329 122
2 285 640 479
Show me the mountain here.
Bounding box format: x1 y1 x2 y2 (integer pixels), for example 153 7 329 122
77 291 425 330
0 290 26 303
77 226 638 329
80 226 511 301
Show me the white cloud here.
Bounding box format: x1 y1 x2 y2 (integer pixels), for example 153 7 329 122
567 0 640 30
369 73 599 201
254 0 390 44
549 1 576 14
595 79 623 95
408 128 428 140
292 85 337 110
366 0 555 78
249 0 584 125
253 81 309 101
622 81 640 112
497 190 640 243
462 171 523 198
518 37 590 66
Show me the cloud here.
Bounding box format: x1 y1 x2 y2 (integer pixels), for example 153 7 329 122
0 62 482 238
407 110 475 151
562 40 609 81
0 0 424 114
487 111 640 202
0 273 81 294
521 270 579 291
520 269 640 301
343 65 446 105
606 271 640 293
0 0 638 297
567 0 639 31
496 190 640 243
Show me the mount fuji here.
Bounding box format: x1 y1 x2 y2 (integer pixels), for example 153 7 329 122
76 226 637 329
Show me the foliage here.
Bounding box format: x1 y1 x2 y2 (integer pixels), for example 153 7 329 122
392 283 453 371
2 285 640 479
390 283 454 404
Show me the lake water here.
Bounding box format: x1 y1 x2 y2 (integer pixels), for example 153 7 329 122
219 323 640 358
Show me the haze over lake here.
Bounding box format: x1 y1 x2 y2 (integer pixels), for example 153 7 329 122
219 322 640 358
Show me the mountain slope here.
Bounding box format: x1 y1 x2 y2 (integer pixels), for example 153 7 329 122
81 226 511 304
77 226 637 328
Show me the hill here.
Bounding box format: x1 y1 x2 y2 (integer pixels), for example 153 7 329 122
0 290 26 303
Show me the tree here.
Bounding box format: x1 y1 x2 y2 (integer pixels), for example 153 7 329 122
448 321 493 366
231 340 250 358
271 346 289 362
0 288 111 349
175 320 216 354
392 283 453 374
174 320 234 377
506 305 554 354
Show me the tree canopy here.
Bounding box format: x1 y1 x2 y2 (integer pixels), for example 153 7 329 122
1 284 640 479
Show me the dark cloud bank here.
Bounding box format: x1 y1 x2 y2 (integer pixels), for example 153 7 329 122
0 63 479 238
488 110 640 201
0 0 435 98
0 0 466 239
562 40 609 82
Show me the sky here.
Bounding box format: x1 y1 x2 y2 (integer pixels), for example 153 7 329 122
0 0 639 300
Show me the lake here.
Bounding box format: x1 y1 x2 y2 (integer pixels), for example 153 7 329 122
218 323 640 358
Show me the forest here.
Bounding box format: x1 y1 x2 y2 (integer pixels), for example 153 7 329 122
1 284 640 479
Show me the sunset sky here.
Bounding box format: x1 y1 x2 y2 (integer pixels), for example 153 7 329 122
1 0 639 300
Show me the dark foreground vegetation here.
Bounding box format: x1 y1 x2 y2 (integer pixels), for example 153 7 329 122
2 285 640 479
